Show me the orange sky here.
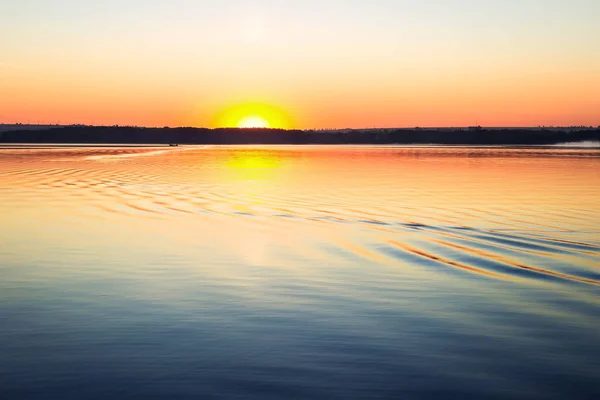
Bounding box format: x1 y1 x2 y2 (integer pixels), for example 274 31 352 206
1 1 599 129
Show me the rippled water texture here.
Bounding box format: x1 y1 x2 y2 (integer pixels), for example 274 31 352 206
1 146 599 399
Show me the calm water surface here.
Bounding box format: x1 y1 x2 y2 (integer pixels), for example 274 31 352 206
1 146 599 399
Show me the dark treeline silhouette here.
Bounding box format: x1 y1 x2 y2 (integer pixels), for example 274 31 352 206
1 125 599 145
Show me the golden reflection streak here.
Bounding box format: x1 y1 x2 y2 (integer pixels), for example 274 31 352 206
221 150 285 266
227 152 281 170
223 151 284 187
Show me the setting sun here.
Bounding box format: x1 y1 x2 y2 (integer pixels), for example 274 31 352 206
237 115 270 128
213 103 294 129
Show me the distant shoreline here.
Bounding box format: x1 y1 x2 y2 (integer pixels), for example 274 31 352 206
0 125 599 146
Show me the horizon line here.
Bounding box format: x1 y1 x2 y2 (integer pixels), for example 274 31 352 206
1 123 599 131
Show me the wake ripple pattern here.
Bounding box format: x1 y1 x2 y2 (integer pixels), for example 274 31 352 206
1 146 599 288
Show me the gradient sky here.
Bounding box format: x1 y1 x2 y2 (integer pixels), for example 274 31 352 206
1 0 599 128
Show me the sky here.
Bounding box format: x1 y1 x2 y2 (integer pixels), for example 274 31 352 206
1 0 599 128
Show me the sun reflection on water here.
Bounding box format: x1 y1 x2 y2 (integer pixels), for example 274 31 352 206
224 150 284 183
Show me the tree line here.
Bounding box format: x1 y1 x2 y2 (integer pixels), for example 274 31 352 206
1 126 599 145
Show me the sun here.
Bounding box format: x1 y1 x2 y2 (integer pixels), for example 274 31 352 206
238 115 270 128
213 103 294 129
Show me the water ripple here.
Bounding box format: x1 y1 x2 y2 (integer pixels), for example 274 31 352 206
1 146 599 289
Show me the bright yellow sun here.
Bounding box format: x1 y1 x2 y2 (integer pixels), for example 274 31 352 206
213 103 293 129
237 115 270 128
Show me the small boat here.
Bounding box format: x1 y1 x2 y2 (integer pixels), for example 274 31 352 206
169 143 179 147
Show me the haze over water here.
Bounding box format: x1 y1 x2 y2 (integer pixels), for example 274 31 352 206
1 146 599 399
